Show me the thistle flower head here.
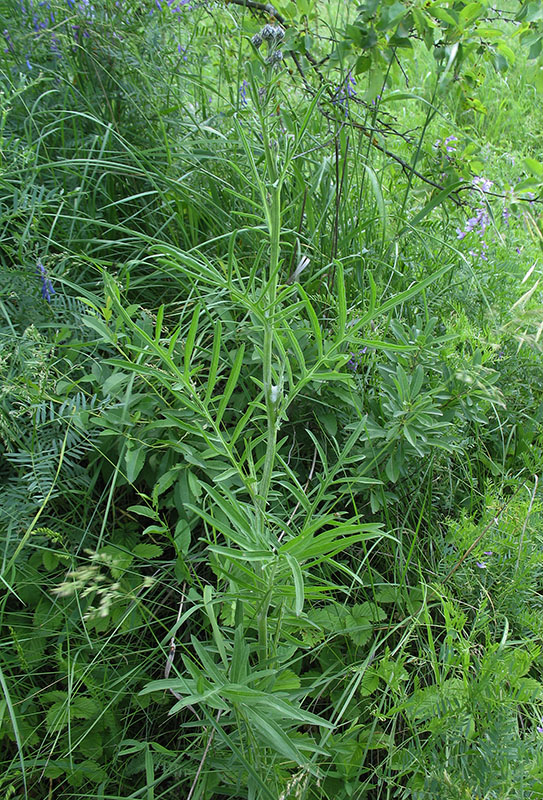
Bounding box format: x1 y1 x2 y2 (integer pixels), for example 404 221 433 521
261 24 276 41
266 49 283 66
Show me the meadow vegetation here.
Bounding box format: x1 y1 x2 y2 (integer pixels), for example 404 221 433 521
1 0 543 797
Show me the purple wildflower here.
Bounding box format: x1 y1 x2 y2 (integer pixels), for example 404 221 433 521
476 561 487 569
239 79 249 107
36 260 55 302
483 551 493 556
3 29 14 54
333 71 356 119
347 347 368 372
472 176 493 193
458 206 490 243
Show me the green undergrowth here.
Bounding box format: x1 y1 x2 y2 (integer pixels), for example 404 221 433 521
1 1 543 798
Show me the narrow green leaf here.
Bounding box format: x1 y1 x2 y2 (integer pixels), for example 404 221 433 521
297 285 323 356
203 585 229 669
144 745 154 800
81 314 115 343
125 445 146 484
184 303 201 379
205 320 222 405
245 707 307 766
216 344 245 425
167 325 183 355
127 505 160 520
285 553 305 616
283 322 307 374
155 304 165 343
362 164 386 243
336 260 347 339
0 665 27 799
230 626 249 684
368 270 377 314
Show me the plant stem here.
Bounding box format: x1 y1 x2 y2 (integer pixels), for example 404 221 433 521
258 183 281 517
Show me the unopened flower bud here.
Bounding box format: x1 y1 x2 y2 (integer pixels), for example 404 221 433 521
251 32 263 48
266 49 284 66
261 24 276 40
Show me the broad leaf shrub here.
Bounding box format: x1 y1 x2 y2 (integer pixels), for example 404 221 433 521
1 0 543 798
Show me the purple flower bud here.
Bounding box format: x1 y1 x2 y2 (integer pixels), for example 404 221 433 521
36 260 55 302
239 79 249 106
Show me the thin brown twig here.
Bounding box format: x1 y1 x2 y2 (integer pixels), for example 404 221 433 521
164 583 197 715
163 587 223 800
225 0 285 24
185 709 223 800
